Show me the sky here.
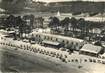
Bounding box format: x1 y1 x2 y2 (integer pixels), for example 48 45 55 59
33 0 105 3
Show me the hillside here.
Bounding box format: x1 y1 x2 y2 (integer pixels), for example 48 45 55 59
0 1 105 14
41 1 105 13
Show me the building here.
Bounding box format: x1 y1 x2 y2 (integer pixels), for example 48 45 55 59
43 17 50 28
33 17 44 28
29 32 85 50
79 44 104 57
90 28 101 34
42 40 63 49
23 14 34 29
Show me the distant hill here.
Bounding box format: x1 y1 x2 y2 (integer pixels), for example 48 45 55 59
42 1 105 13
26 1 105 14
0 1 105 14
0 0 27 13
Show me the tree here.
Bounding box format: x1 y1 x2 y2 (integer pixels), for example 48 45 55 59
85 21 91 36
49 17 60 27
70 17 78 33
17 16 26 38
78 18 92 39
60 17 71 35
78 18 86 35
94 41 102 46
30 14 35 29
4 15 16 28
61 17 70 27
38 17 44 28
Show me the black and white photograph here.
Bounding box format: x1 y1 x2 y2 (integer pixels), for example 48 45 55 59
0 0 105 73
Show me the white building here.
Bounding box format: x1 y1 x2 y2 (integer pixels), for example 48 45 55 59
29 32 85 50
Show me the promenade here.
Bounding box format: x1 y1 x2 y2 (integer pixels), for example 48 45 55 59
0 33 105 73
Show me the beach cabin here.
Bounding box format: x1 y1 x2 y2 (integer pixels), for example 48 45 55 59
79 44 104 57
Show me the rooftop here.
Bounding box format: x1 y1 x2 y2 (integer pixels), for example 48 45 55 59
31 32 84 43
80 44 102 54
42 40 60 46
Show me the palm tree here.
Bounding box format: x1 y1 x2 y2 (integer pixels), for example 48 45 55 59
49 17 60 33
61 17 71 35
30 14 35 29
17 16 26 38
38 17 44 28
61 17 70 27
78 18 91 39
4 15 16 29
78 18 86 37
70 17 78 33
85 21 91 36
49 16 60 27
